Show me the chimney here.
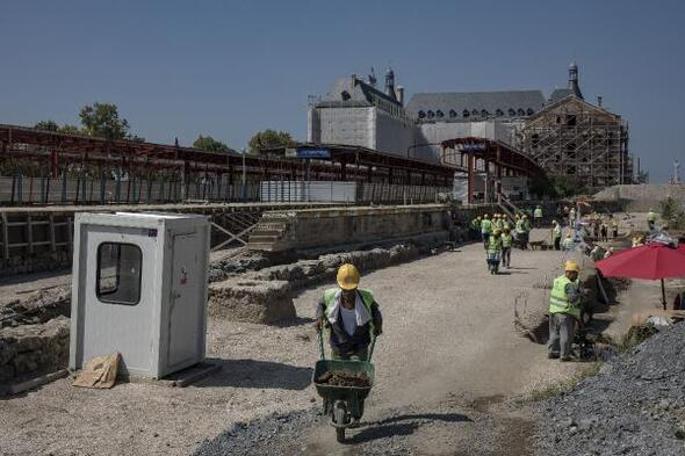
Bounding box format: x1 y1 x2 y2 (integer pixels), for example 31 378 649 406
396 86 405 105
597 96 603 107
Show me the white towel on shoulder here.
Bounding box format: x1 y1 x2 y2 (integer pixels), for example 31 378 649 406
326 290 371 328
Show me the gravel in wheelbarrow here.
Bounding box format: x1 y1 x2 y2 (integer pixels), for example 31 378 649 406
315 370 371 388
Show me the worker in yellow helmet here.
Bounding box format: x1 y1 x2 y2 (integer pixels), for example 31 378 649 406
315 263 382 425
548 261 582 361
315 263 382 361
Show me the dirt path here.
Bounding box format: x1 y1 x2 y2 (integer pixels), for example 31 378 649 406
197 242 585 455
0 237 644 456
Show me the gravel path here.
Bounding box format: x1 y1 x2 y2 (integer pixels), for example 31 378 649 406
0 233 658 455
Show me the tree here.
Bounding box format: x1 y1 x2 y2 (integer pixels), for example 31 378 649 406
34 120 60 132
79 102 130 140
192 135 231 153
248 129 294 154
59 124 82 135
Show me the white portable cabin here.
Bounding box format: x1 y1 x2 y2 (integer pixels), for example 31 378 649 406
69 212 210 378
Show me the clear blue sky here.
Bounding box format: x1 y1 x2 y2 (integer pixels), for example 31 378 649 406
1 0 683 183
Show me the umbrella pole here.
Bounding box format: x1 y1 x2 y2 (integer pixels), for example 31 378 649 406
661 278 667 310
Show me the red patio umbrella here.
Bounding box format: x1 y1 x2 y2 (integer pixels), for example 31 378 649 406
596 243 685 309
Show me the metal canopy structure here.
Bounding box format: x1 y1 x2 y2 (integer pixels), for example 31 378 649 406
440 136 546 204
265 142 461 187
0 124 458 189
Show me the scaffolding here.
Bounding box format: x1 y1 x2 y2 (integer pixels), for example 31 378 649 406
516 97 631 189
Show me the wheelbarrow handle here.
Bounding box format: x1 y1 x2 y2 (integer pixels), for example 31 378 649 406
317 326 326 361
368 334 377 362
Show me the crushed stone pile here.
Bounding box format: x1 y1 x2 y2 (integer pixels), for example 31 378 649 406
316 370 371 388
534 323 685 456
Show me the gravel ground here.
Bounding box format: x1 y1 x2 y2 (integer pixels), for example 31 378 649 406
0 225 663 456
534 323 685 456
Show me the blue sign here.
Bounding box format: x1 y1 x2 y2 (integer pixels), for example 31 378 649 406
296 147 331 159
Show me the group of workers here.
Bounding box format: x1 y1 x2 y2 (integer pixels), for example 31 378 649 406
315 203 634 381
586 212 619 242
471 205 553 274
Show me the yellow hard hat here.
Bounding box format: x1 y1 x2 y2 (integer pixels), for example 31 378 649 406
483 214 489 219
564 260 580 273
337 263 360 290
493 229 502 235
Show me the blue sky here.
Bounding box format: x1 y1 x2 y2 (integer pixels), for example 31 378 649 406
1 0 684 182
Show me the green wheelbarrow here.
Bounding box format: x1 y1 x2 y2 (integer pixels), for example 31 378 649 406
313 329 377 443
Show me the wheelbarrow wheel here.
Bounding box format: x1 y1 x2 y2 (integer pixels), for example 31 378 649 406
333 401 347 443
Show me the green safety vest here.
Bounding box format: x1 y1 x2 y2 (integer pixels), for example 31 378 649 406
481 219 492 234
553 225 562 238
501 233 513 248
323 288 375 333
487 236 502 254
549 276 581 319
515 219 524 233
471 219 481 230
534 208 543 218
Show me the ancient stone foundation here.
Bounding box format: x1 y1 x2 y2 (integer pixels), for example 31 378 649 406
208 242 432 324
0 316 70 387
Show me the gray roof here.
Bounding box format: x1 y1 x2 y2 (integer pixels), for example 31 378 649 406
549 88 574 102
406 90 546 121
319 76 401 108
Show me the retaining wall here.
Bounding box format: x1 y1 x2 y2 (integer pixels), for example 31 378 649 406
251 204 452 252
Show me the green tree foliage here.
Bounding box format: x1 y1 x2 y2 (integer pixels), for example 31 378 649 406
34 121 83 135
59 124 82 135
248 129 294 154
34 103 143 141
528 175 589 199
79 102 130 140
34 120 60 132
192 135 231 153
659 196 685 229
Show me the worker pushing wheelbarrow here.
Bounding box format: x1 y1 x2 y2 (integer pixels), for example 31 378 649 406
313 264 383 442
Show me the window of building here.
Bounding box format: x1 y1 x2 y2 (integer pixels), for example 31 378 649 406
436 110 444 118
97 242 142 305
427 110 435 118
462 109 470 118
471 109 479 117
517 108 525 116
526 108 534 116
418 110 426 119
449 109 457 118
481 109 489 117
508 108 516 116
341 91 351 101
566 114 577 126
495 109 504 117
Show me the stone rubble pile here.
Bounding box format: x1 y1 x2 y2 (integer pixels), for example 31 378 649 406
535 323 685 456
